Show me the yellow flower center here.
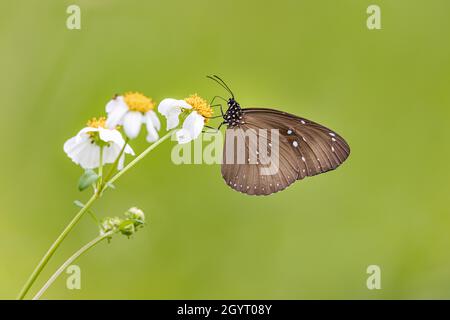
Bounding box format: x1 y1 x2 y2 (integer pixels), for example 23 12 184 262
86 117 106 128
86 117 110 142
123 92 155 113
184 94 213 123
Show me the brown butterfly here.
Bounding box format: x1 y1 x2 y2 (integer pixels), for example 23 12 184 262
208 75 350 196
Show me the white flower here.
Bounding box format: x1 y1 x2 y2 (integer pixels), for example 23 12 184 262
105 92 160 142
64 117 134 170
158 95 212 144
175 111 205 144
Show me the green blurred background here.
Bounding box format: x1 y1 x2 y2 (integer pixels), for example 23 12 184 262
1 0 449 299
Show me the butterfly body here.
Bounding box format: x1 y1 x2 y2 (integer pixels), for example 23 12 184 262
223 98 244 127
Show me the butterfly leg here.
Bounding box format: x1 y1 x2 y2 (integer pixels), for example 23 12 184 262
210 95 228 106
205 103 225 121
206 115 224 120
210 103 225 115
218 104 225 117
202 125 220 134
202 122 225 134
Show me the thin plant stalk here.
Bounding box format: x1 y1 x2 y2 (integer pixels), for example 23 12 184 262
32 231 113 300
106 130 174 188
102 138 129 185
17 129 175 299
97 146 104 188
16 193 98 300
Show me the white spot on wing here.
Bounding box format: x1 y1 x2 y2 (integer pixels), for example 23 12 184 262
292 141 299 147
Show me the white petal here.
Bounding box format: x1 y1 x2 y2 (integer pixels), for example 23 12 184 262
158 98 191 116
116 143 135 170
182 111 204 140
102 144 120 164
63 135 81 155
106 96 125 113
124 144 135 155
102 142 134 168
106 100 128 129
143 111 160 142
166 110 182 130
145 123 159 143
81 144 101 169
122 111 143 139
64 134 93 166
146 110 161 131
175 128 193 144
158 98 192 130
98 128 125 145
74 142 100 169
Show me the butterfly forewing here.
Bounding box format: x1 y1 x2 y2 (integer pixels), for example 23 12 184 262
221 108 350 196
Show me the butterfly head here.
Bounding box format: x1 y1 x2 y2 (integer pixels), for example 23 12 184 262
207 75 244 126
227 97 239 108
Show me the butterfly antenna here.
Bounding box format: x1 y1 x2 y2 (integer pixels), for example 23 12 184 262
207 75 234 98
212 75 235 98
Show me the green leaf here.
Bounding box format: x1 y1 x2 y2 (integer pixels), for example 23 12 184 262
106 182 116 189
78 169 99 191
119 220 135 236
73 200 85 208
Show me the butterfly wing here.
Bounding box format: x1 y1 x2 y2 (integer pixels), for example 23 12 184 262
221 108 350 195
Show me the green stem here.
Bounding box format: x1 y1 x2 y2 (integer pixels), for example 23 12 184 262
16 193 98 300
87 209 101 228
32 231 113 300
105 130 174 189
97 146 104 188
102 138 129 185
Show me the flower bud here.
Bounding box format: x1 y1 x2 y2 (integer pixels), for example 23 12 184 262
118 220 136 237
99 207 146 238
100 217 123 235
125 207 145 224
